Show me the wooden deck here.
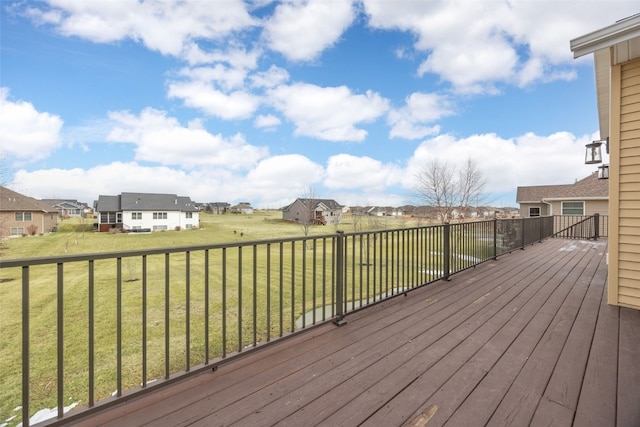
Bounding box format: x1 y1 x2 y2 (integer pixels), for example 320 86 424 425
64 238 640 427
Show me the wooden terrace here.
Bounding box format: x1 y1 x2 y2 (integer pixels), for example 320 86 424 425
61 238 640 426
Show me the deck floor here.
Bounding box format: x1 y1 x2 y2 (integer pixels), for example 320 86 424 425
65 238 640 427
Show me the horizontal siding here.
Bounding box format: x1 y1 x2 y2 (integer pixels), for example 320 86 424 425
617 60 640 306
619 250 640 263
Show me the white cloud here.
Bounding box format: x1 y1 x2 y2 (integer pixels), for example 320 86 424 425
107 108 268 169
362 0 639 92
250 65 290 89
325 154 402 191
268 83 389 141
388 92 453 139
263 0 355 61
254 114 281 129
167 81 260 120
403 131 601 196
22 0 257 59
0 88 63 162
243 154 325 200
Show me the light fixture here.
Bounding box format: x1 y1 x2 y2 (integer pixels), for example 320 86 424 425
597 164 609 179
585 137 609 165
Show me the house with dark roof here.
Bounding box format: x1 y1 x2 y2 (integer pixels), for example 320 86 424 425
516 172 608 218
41 198 91 218
282 198 343 225
0 186 59 237
94 192 199 232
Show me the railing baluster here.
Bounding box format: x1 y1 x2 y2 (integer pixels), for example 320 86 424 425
266 244 271 342
185 251 190 371
204 250 209 362
22 266 29 427
237 247 242 352
164 253 170 378
253 245 257 344
88 260 95 406
117 257 122 395
222 248 227 358
57 262 64 419
142 255 147 384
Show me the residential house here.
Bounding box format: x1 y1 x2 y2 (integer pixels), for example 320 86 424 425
516 172 608 218
571 14 640 310
208 202 230 214
41 198 91 218
0 186 59 237
229 202 254 214
282 198 343 225
94 192 199 232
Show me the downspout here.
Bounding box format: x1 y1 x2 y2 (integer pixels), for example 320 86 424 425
541 199 553 216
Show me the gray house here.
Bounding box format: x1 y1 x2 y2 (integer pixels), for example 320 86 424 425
282 198 343 225
94 192 199 232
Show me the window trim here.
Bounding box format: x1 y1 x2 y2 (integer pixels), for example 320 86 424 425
561 201 585 215
529 207 541 217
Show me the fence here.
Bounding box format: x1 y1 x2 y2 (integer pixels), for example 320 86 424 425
0 216 555 426
553 213 608 239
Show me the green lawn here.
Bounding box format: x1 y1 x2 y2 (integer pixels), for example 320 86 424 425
0 211 426 426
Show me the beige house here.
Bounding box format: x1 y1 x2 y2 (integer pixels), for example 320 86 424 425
0 186 59 237
282 198 343 225
516 172 608 218
571 14 640 310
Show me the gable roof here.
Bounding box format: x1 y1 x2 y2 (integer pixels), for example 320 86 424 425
0 186 59 213
516 172 608 203
287 198 343 211
95 192 198 212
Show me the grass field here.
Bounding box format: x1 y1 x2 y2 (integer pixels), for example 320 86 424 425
0 210 427 426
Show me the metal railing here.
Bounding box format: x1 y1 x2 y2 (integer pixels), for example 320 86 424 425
553 214 608 239
0 216 554 426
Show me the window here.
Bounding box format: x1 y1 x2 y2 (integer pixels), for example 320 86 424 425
153 225 168 231
562 201 584 215
529 207 541 217
10 227 24 235
132 212 142 220
186 212 193 219
153 212 167 220
185 224 193 229
15 212 32 221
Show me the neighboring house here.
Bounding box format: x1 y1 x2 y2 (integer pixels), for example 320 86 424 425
209 202 230 214
94 192 199 232
41 198 90 217
571 15 640 310
282 198 343 225
516 172 608 218
0 186 59 237
229 202 254 214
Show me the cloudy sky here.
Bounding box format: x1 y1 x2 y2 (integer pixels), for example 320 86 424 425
0 0 634 209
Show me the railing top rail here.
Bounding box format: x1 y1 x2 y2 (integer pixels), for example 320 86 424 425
0 217 529 268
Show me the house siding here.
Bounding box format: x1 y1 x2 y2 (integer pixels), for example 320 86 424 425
610 57 640 310
0 211 58 236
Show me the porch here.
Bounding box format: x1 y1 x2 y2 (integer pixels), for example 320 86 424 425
63 238 640 426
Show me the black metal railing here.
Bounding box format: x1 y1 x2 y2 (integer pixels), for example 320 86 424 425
553 214 608 239
0 216 554 426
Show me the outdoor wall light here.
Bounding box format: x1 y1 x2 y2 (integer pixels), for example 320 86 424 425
598 164 610 179
585 137 609 164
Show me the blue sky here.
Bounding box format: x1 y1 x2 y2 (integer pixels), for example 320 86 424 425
1 0 634 209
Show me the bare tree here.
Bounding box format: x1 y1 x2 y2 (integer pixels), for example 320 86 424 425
415 158 487 222
299 186 318 237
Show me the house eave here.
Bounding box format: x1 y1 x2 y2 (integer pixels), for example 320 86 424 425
570 14 640 59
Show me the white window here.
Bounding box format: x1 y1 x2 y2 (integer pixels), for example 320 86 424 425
15 212 32 221
562 201 584 215
10 227 24 235
153 212 168 220
132 212 142 220
186 212 193 219
529 207 541 217
153 225 168 231
185 224 193 229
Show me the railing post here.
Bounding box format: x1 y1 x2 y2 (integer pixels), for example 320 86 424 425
334 231 347 326
521 217 526 249
493 218 498 260
443 222 451 281
594 213 600 240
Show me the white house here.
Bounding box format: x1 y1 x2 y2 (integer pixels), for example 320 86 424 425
94 192 199 232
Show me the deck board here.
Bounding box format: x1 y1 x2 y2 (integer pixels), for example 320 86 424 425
59 238 640 427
